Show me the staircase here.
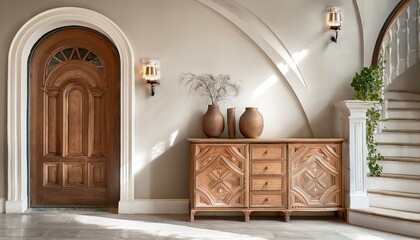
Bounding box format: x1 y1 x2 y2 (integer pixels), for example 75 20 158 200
349 90 420 238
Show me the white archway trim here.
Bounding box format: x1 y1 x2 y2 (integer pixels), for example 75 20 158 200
199 0 313 135
6 7 135 213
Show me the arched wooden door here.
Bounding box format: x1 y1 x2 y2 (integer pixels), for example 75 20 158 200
29 27 120 207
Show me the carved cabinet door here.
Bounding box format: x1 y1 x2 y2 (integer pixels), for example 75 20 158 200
30 27 120 206
192 144 248 208
289 143 342 208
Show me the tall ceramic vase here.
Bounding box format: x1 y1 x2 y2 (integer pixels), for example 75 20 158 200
239 107 264 138
227 108 236 139
202 105 224 138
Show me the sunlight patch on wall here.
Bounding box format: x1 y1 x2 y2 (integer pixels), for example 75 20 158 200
151 141 165 160
292 49 308 64
133 151 147 174
277 63 289 74
169 130 179 147
251 74 279 101
133 129 180 174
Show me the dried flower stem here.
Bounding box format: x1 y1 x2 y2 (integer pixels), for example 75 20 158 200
179 73 240 105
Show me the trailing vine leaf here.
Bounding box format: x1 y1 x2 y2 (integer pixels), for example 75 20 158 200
351 57 385 176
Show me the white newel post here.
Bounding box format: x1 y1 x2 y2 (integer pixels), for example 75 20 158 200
335 100 376 209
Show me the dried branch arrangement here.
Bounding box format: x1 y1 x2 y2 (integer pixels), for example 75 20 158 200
179 73 240 105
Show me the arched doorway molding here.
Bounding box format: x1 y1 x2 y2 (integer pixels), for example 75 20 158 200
6 7 134 213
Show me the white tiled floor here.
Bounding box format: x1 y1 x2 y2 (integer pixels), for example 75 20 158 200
0 209 415 239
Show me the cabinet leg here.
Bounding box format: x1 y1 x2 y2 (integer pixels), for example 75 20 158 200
190 211 195 222
284 211 291 222
338 210 347 222
244 211 250 222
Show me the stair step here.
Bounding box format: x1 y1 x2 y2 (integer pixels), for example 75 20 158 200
387 99 420 109
384 156 420 163
375 132 420 144
382 129 420 133
369 190 420 214
367 174 420 194
377 144 420 158
380 160 420 175
385 90 420 101
348 207 420 238
381 119 420 131
369 189 420 200
387 108 420 119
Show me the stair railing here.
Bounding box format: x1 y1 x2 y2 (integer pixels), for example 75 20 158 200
372 0 418 87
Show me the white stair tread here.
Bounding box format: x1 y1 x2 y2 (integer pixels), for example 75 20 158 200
382 129 420 133
376 132 420 144
381 119 420 131
378 142 420 147
379 173 420 181
351 207 420 222
368 174 420 194
387 99 420 109
384 156 420 163
377 144 420 158
368 189 420 200
380 160 420 175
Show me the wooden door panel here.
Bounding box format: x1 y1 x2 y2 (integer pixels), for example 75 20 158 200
63 162 88 187
46 94 59 155
92 96 104 156
30 27 120 206
89 163 106 187
64 85 88 156
43 162 62 187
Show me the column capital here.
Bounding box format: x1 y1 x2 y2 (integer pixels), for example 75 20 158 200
335 100 377 118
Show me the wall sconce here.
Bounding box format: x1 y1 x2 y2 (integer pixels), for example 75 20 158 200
142 58 160 96
327 7 342 43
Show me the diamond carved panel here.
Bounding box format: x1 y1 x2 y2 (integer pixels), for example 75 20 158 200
289 144 342 208
194 144 248 207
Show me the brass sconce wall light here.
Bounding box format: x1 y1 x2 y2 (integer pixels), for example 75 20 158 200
142 59 160 96
327 7 342 43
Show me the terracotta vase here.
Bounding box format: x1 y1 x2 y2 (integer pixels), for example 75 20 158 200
227 108 236 139
239 107 264 138
202 105 224 138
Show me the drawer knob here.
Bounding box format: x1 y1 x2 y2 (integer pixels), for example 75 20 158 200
265 181 269 185
264 166 269 170
265 150 270 154
264 198 269 202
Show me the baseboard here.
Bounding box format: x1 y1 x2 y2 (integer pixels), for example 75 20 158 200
0 198 5 213
118 199 189 214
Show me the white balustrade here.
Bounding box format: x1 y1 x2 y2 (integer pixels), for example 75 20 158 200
379 0 419 89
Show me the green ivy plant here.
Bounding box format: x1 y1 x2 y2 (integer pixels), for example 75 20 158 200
350 59 385 176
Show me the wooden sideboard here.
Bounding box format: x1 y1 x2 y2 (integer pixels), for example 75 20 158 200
188 138 344 222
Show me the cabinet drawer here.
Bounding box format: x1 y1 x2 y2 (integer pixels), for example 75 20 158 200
250 192 286 207
251 161 285 175
251 144 286 160
251 177 285 191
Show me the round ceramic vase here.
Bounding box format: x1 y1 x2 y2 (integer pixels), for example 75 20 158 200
239 107 263 138
202 105 224 138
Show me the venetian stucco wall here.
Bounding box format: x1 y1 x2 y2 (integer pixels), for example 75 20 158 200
0 0 398 202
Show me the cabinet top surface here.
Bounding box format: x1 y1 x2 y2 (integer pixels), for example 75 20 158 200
188 138 345 143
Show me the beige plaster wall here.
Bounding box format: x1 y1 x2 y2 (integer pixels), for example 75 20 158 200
0 0 398 201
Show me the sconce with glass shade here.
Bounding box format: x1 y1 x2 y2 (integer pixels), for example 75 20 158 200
327 7 342 43
142 58 160 96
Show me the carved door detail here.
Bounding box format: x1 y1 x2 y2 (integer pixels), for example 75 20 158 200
30 27 120 206
289 144 342 208
193 144 248 207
